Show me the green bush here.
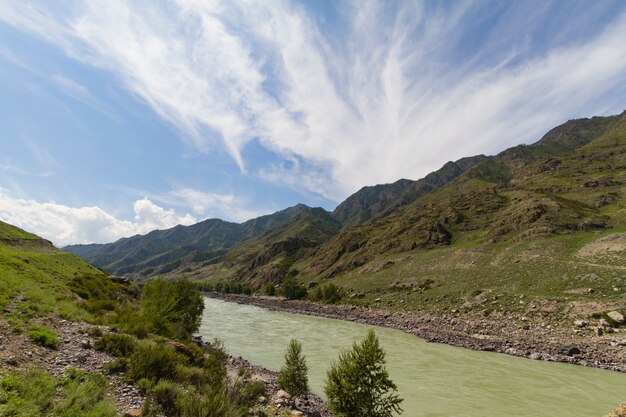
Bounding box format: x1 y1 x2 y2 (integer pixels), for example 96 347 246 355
281 278 308 300
238 380 266 404
94 333 137 357
174 389 230 417
264 283 276 296
276 339 309 397
141 278 204 339
28 325 60 349
150 379 181 415
53 368 116 417
324 330 403 417
0 368 116 417
322 283 341 304
105 358 129 374
0 368 56 416
129 340 179 382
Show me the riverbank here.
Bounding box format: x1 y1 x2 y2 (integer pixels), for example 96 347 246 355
207 292 626 373
226 355 334 417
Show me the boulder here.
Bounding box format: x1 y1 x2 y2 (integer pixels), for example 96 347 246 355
574 320 587 328
123 410 143 417
561 346 581 356
607 311 625 324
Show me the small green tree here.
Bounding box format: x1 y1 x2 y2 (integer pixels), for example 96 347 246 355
324 330 402 417
276 339 309 397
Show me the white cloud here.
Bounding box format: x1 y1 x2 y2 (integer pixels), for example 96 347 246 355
158 188 266 223
1 1 626 202
0 188 196 246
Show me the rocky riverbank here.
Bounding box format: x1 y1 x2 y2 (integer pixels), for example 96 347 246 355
227 355 334 417
207 292 626 373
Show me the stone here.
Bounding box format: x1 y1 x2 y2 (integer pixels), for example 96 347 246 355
123 409 143 417
529 353 542 360
561 346 581 356
276 390 290 400
607 311 625 324
80 339 92 349
596 327 604 336
574 320 587 328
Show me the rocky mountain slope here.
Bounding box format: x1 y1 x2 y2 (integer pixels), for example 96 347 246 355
66 112 626 319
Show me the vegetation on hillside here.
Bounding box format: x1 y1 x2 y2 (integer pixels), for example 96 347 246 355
0 223 269 416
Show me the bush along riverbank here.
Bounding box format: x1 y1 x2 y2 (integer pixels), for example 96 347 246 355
207 292 626 373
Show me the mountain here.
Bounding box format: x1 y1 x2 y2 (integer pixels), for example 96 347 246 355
65 203 317 276
66 111 626 317
193 206 342 286
332 155 488 226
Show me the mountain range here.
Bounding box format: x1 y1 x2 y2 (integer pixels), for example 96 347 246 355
65 111 626 311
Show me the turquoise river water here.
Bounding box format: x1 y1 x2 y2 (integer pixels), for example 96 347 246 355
198 297 626 417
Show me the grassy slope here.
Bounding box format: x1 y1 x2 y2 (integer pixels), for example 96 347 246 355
0 221 125 322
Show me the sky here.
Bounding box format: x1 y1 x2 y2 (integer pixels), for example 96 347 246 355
1 0 626 247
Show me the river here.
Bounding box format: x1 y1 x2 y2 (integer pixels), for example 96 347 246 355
198 297 626 417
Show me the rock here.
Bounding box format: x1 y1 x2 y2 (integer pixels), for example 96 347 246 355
123 409 143 417
291 411 304 416
596 327 604 336
574 320 587 328
276 390 290 400
529 353 542 360
607 311 625 324
561 346 581 356
80 339 91 349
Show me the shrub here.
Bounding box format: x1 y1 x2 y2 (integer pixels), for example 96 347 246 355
282 278 308 300
0 368 116 417
129 340 179 382
150 379 181 414
239 380 266 404
28 325 60 349
324 330 403 417
322 283 341 304
141 278 204 339
94 333 137 357
174 389 229 417
53 368 116 417
0 368 56 415
276 339 309 397
264 283 276 296
105 358 129 374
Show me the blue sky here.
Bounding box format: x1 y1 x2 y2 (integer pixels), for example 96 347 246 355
1 0 626 246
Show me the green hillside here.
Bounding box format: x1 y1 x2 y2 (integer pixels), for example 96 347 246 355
0 221 132 323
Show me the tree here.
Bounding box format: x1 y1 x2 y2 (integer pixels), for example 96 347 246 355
324 330 403 417
141 278 204 338
276 339 309 397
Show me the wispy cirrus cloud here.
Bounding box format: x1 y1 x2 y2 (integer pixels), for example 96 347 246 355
1 0 626 203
